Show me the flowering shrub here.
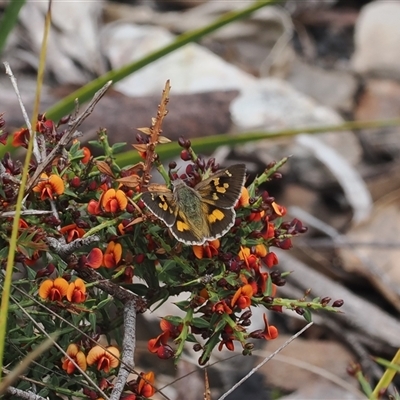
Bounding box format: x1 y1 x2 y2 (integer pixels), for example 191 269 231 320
0 83 343 399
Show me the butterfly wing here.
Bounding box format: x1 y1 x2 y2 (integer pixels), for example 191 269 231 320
169 207 209 245
141 189 176 227
196 164 246 208
204 203 236 241
197 164 246 242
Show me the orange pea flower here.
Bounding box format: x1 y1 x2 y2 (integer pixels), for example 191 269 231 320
148 319 181 358
254 244 267 258
263 251 278 268
261 222 275 240
138 371 156 398
67 278 86 303
87 199 101 215
60 223 85 243
103 241 122 268
12 127 29 147
102 188 127 213
236 186 249 208
81 146 91 164
212 300 232 315
250 314 278 340
86 345 120 373
62 343 87 374
85 248 103 269
239 246 260 270
218 326 235 351
272 202 286 216
39 277 69 301
192 239 220 259
231 284 254 309
32 173 64 200
248 210 265 222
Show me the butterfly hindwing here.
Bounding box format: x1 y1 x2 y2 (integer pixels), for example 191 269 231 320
205 203 235 240
196 164 246 208
170 210 205 245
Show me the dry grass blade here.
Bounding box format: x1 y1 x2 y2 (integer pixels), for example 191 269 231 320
0 332 59 395
217 322 313 400
204 368 211 400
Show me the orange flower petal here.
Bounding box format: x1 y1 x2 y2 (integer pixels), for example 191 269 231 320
38 279 55 299
192 245 203 259
262 314 279 340
60 224 77 234
231 287 242 308
86 248 103 269
12 128 29 147
32 173 49 193
237 186 249 207
107 346 120 368
66 343 79 357
76 350 87 371
138 371 155 396
63 344 87 373
238 246 250 260
115 190 128 210
255 244 267 258
54 277 69 296
49 174 65 195
87 345 120 373
39 278 69 300
102 188 115 209
81 147 91 164
86 345 103 366
103 253 116 269
66 279 86 303
103 241 122 268
113 242 122 264
74 278 86 292
241 284 254 297
87 199 101 215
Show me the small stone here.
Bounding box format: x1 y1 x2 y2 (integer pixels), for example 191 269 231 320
352 2 400 79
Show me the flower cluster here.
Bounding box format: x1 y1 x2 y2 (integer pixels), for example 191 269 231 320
0 86 343 399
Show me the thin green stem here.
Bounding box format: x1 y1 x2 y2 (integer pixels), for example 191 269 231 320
116 117 400 166
0 2 51 380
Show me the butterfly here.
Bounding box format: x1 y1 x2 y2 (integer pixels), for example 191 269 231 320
141 164 246 245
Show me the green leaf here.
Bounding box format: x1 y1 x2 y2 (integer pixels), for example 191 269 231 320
312 297 321 303
63 187 80 198
174 300 190 311
38 387 49 398
111 142 128 153
119 283 148 296
89 312 97 332
191 317 210 329
303 308 313 323
164 315 183 326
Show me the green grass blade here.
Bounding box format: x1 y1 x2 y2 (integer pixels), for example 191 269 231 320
115 117 400 167
0 0 26 55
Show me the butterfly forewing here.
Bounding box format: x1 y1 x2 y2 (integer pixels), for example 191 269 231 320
141 190 176 227
196 164 246 208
